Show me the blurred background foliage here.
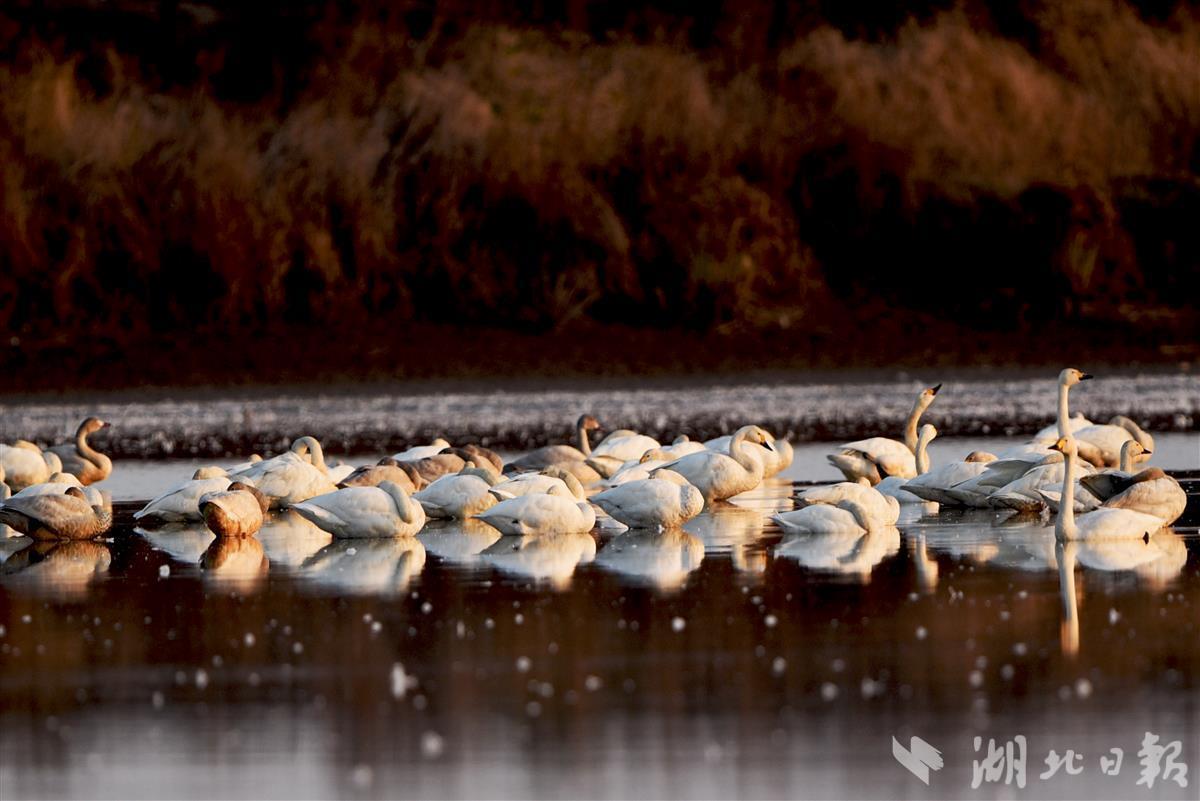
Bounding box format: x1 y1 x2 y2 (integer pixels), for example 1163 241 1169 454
0 0 1197 383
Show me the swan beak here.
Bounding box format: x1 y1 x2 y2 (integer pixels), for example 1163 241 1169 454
763 440 776 452
1080 373 1094 381
99 421 111 429
1143 449 1153 456
930 383 942 395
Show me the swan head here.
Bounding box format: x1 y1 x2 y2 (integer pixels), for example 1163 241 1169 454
47 472 83 486
576 414 602 432
639 449 668 463
672 435 691 445
918 384 942 407
1049 436 1078 458
228 481 270 513
64 486 87 501
965 451 998 463
738 425 775 451
459 466 500 485
833 498 874 529
78 417 110 436
1059 368 1093 387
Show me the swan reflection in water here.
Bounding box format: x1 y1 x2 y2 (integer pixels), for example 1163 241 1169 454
774 526 900 582
300 537 426 596
0 540 111 600
1055 529 1186 657
480 531 596 590
136 524 214 565
200 536 269 591
256 510 332 568
688 501 773 581
418 519 502 563
593 529 704 592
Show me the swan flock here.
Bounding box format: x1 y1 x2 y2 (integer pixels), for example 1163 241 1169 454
0 370 1188 558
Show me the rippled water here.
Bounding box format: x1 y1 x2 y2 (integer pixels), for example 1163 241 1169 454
1 438 1197 800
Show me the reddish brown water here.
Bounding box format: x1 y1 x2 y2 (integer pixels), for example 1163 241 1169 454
1 471 1197 799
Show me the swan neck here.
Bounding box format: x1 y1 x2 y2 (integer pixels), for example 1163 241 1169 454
915 436 931 475
384 483 417 524
577 424 592 457
74 424 105 468
1056 381 1071 438
1056 446 1078 539
729 429 760 474
305 438 328 473
903 397 926 453
1119 441 1134 473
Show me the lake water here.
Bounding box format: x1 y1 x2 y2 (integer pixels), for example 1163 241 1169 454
1 436 1197 800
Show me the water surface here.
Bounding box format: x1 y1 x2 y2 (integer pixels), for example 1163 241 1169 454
1 438 1197 800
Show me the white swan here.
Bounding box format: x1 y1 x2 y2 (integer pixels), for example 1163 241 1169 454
903 450 997 505
291 480 427 538
771 498 891 537
474 493 596 536
338 458 422 492
1077 466 1186 525
414 467 508 520
134 472 233 523
876 424 937 503
829 383 941 483
591 472 705 530
492 467 586 500
47 417 113 486
591 431 661 463
593 529 705 591
390 438 451 461
791 481 900 526
1032 412 1093 444
231 436 338 509
0 486 113 541
656 435 708 460
504 415 602 475
704 433 793 478
1051 437 1165 541
988 454 1096 512
1074 416 1155 467
199 482 270 538
659 425 775 504
0 441 62 490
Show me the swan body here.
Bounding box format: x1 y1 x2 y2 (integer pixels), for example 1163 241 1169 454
1080 468 1186 525
48 417 113 486
790 482 900 526
591 476 704 529
592 432 661 463
134 475 232 522
1074 417 1154 468
492 468 586 500
199 482 270 538
474 494 596 536
988 460 1094 512
829 384 940 483
325 461 356 485
338 459 421 491
661 425 774 504
1051 437 1166 541
504 415 601 474
414 468 505 520
904 460 995 505
772 498 885 537
390 438 451 461
0 486 113 540
291 481 426 538
655 436 708 460
231 436 337 509
0 443 61 490
1032 412 1093 444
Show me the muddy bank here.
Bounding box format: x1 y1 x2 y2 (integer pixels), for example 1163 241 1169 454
1 371 1196 459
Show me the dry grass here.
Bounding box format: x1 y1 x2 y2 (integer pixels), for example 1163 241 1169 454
0 1 1197 350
